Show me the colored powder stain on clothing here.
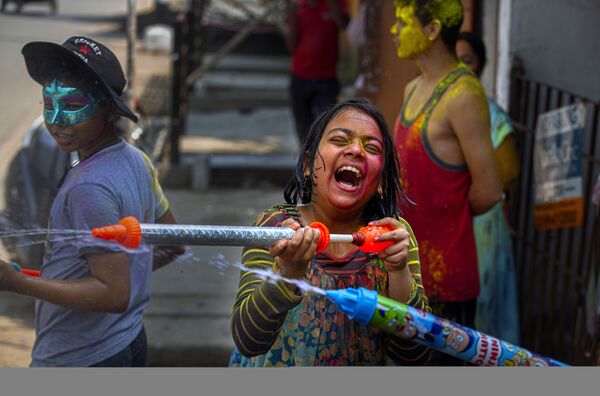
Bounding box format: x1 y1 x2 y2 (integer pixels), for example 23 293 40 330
406 115 424 150
394 65 480 303
442 73 490 116
421 240 446 283
142 152 169 216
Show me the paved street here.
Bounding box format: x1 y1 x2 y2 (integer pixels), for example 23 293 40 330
0 0 137 367
0 0 295 367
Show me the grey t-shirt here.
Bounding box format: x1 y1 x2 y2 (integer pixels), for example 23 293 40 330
30 139 169 367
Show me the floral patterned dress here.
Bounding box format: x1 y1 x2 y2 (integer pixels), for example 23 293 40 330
229 204 430 366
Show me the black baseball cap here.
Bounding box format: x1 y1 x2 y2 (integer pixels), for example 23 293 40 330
22 36 138 122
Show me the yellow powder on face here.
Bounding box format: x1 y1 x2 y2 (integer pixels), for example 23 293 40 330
391 0 463 59
390 5 431 60
396 3 414 24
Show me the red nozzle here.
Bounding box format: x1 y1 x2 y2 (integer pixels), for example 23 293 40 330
309 221 330 254
20 269 41 277
91 216 142 248
355 225 395 253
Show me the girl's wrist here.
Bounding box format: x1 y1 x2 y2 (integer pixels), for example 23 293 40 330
388 267 414 303
274 257 305 280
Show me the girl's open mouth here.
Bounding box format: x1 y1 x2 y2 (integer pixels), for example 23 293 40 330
334 166 362 190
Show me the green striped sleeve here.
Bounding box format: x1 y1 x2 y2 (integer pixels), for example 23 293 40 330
386 217 432 365
230 208 304 358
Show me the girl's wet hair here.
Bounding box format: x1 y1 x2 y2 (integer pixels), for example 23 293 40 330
284 98 408 223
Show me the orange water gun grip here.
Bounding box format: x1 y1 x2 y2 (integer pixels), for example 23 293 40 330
307 222 395 254
308 222 330 254
355 225 395 253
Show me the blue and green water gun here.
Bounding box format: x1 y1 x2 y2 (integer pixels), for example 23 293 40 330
326 287 568 366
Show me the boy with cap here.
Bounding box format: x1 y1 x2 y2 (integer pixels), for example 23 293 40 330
0 36 183 367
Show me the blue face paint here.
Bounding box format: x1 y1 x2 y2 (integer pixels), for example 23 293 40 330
42 80 106 126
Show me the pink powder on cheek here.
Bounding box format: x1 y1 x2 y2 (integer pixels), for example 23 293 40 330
362 154 384 195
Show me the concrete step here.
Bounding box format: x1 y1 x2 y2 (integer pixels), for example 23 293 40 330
188 90 289 110
184 108 295 142
144 294 234 366
190 70 290 110
186 153 297 190
194 71 288 93
144 243 242 367
201 25 288 56
171 107 299 189
145 316 233 366
145 294 234 318
203 53 290 74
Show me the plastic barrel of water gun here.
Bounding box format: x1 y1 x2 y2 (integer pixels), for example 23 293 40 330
8 262 40 277
92 217 396 254
326 287 568 366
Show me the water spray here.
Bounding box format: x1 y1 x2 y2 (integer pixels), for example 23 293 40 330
326 287 568 366
91 216 395 254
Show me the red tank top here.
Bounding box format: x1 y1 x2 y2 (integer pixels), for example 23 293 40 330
394 66 479 302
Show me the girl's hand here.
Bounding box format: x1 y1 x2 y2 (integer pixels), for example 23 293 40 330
368 218 410 273
268 218 320 279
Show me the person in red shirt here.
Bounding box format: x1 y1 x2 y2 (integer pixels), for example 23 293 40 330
285 0 349 144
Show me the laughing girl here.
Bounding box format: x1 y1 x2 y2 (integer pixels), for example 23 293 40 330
229 98 431 366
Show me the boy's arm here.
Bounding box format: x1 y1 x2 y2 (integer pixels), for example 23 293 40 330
0 253 130 313
448 78 503 215
152 208 185 272
0 182 132 313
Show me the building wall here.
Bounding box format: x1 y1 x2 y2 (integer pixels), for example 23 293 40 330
510 0 600 101
360 0 419 127
479 0 499 96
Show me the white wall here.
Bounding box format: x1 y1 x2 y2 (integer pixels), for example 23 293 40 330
510 0 600 101
479 0 511 109
480 0 499 96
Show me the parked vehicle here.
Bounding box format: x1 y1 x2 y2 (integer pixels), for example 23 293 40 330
0 0 57 14
0 116 75 267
